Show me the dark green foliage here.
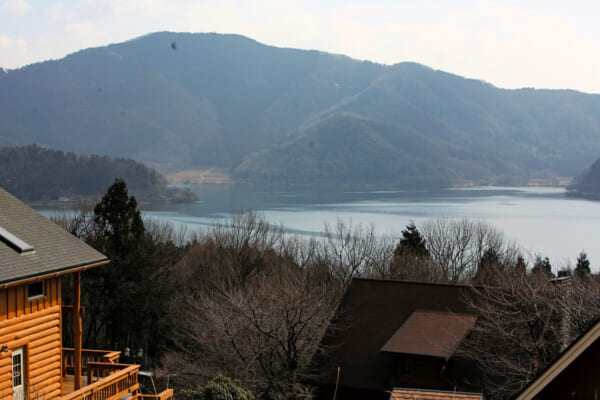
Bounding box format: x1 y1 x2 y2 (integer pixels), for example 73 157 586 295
2 32 600 185
394 221 430 258
93 178 145 257
474 248 502 285
0 144 191 201
557 269 572 278
575 251 591 278
203 376 254 400
531 256 554 277
81 179 183 361
180 376 254 400
515 255 528 276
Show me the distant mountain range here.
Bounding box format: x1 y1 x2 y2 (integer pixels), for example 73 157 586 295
2 31 600 187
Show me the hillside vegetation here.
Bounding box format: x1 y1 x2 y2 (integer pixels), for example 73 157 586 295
0 145 193 201
568 157 600 198
2 32 600 186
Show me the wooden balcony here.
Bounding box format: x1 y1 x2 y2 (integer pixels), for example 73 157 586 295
61 363 139 400
60 349 172 400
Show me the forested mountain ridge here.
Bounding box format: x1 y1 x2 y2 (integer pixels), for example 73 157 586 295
0 145 194 201
2 31 600 186
568 157 600 198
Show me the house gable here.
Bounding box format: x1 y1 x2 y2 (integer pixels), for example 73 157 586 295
314 278 481 398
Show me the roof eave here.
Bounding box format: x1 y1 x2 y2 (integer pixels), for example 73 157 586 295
0 258 110 288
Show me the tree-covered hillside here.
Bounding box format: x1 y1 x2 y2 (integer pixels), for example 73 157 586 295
236 114 526 186
568 157 600 198
2 32 600 186
0 145 193 201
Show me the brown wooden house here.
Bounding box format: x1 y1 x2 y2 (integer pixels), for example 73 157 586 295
313 278 483 400
0 187 173 400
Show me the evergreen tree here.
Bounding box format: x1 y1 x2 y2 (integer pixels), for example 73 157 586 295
93 178 145 257
575 251 591 278
515 255 527 276
531 256 554 278
557 269 572 278
83 178 163 359
394 221 430 259
180 375 254 400
474 248 502 284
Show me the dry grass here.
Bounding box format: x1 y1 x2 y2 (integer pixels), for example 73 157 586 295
166 168 234 184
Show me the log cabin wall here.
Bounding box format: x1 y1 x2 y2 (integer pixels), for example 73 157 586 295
0 278 62 399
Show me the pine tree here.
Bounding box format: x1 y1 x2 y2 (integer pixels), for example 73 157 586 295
575 251 591 278
85 178 151 353
515 255 527 276
394 221 429 259
531 256 554 278
474 248 502 284
93 178 145 258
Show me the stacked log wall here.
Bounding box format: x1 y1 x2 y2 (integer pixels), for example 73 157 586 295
0 278 62 399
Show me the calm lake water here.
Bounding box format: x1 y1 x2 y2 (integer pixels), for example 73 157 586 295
136 184 600 271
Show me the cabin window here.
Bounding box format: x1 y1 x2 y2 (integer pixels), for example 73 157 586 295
12 352 22 387
27 281 45 300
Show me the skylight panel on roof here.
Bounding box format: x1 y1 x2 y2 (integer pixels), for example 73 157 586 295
0 226 34 253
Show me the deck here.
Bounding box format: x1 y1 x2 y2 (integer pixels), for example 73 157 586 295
60 349 173 400
62 375 90 395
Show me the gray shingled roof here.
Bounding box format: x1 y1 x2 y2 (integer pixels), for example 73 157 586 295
0 187 108 284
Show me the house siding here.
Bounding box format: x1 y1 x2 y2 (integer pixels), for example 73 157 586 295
0 278 62 399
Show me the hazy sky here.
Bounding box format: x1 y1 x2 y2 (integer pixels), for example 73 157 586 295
1 0 600 93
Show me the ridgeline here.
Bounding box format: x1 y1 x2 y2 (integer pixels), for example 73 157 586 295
1 32 600 186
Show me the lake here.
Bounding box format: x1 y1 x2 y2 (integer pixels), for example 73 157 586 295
135 184 600 271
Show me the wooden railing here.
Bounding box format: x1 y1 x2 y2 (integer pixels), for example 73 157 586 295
63 348 121 376
61 364 140 400
140 389 174 400
61 348 173 400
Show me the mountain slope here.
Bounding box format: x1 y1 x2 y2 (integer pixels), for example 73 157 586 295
568 157 600 198
314 63 600 176
2 32 600 186
235 114 524 186
0 32 381 170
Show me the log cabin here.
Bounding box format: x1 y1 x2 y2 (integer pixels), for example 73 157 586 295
0 187 173 400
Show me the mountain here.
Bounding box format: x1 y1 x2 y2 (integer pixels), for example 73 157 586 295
1 31 600 186
0 32 381 171
568 157 600 198
0 145 195 201
235 114 521 186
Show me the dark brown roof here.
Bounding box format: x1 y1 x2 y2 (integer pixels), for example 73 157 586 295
0 187 107 285
317 278 476 392
381 310 477 359
390 388 482 400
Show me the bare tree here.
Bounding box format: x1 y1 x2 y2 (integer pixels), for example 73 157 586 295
317 219 394 286
165 212 342 399
421 218 520 282
51 200 97 238
459 268 600 400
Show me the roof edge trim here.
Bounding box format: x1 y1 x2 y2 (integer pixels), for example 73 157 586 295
0 258 109 288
